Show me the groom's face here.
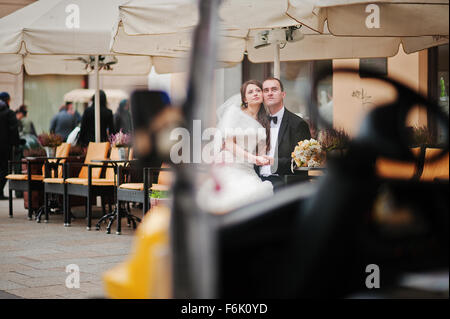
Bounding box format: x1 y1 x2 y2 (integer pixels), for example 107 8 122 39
263 79 285 111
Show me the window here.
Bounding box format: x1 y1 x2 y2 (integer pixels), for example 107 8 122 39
428 44 449 144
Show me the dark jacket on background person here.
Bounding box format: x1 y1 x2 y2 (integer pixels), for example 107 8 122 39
0 100 20 196
78 90 115 146
50 109 77 141
114 99 133 133
0 100 20 157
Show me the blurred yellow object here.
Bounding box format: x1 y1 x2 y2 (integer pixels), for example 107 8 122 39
375 147 421 179
103 205 172 299
420 148 449 181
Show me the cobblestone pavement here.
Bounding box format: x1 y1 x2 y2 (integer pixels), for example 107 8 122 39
0 197 136 299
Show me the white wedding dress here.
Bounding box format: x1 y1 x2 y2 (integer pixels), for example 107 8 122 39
196 95 274 213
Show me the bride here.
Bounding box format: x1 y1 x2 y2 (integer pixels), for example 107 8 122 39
197 80 274 213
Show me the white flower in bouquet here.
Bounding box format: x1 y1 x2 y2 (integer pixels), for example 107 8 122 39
291 138 325 172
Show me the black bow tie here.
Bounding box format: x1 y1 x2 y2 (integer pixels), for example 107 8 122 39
269 116 278 124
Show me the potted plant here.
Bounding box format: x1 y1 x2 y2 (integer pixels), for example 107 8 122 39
317 127 351 158
23 147 46 158
407 125 436 148
149 190 170 207
37 132 63 157
109 129 132 160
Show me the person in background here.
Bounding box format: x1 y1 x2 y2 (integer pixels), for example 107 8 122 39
78 90 115 146
66 101 81 125
50 103 77 141
114 99 133 133
0 99 20 200
0 91 11 108
16 105 37 136
318 90 333 125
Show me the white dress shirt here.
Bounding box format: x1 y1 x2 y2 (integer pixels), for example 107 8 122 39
260 106 285 177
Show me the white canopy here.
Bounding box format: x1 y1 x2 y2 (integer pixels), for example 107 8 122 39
0 0 171 142
246 24 449 64
0 0 192 75
308 0 449 37
110 0 308 64
111 0 448 74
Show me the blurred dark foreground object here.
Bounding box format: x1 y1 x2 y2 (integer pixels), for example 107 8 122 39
216 69 449 298
129 90 180 182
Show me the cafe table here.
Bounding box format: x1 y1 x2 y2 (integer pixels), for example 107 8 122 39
285 167 327 185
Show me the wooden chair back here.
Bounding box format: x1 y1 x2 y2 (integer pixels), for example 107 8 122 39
78 142 110 179
42 142 71 177
157 163 173 186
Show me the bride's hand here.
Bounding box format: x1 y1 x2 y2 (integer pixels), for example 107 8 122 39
255 155 270 166
262 155 274 165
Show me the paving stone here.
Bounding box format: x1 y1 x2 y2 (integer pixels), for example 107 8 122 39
0 271 31 281
8 276 70 288
76 263 119 275
0 290 22 299
0 264 36 272
0 199 135 299
0 279 28 290
6 285 88 299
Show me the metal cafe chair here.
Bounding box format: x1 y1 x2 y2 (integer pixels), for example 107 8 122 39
6 143 71 221
64 145 119 231
114 163 173 234
43 142 110 227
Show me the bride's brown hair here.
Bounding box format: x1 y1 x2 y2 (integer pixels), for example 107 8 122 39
240 80 271 152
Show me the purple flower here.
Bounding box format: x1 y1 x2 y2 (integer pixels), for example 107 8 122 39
109 129 131 147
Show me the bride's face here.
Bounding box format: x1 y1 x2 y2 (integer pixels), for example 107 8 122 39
244 84 263 106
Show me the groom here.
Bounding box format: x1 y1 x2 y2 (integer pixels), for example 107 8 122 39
259 77 311 189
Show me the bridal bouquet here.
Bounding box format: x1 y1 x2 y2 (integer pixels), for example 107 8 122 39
291 138 325 172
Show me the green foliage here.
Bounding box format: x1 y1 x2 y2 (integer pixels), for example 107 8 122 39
150 190 169 199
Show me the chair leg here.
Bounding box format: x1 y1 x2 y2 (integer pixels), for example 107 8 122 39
27 188 32 221
87 192 92 230
63 192 66 226
8 189 13 218
101 198 106 215
65 186 71 227
116 201 122 235
44 192 49 223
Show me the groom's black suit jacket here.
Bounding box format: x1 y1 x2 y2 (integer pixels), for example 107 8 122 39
261 108 311 176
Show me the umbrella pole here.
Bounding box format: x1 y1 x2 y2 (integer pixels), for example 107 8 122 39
274 42 281 79
94 55 101 143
